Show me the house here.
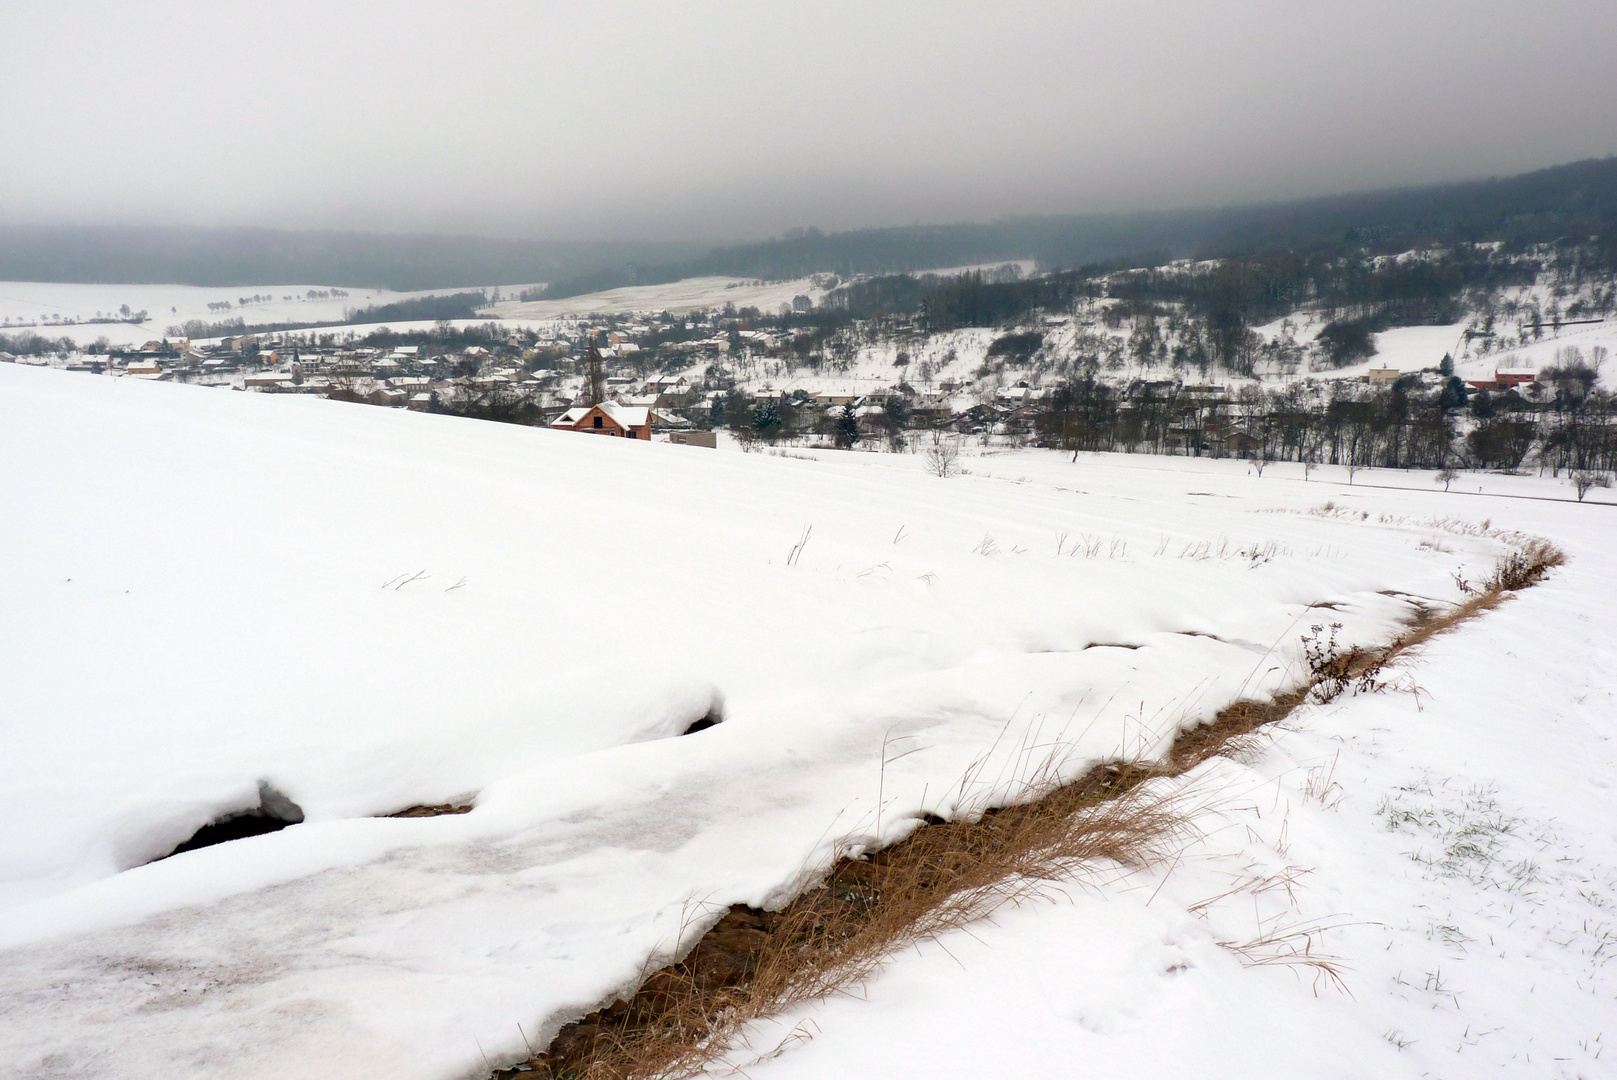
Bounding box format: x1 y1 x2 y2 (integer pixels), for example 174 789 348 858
551 402 652 440
244 371 296 389
1223 430 1265 455
668 430 717 448
125 358 164 376
1366 367 1400 385
1466 367 1538 391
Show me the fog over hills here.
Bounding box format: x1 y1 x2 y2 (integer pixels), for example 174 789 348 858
3 157 1614 292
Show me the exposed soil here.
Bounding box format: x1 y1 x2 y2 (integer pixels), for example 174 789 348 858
387 803 476 818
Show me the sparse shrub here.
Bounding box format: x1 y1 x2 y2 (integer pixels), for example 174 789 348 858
1572 471 1610 501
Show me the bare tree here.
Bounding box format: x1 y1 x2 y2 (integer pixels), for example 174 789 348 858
1573 471 1610 501
923 432 961 477
1435 467 1458 492
585 338 606 407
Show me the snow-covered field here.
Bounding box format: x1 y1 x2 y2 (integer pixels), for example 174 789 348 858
0 281 532 347
2 363 1613 1079
1313 317 1617 388
486 275 827 319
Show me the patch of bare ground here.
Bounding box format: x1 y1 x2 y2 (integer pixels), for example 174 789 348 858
491 541 1564 1080
388 803 475 818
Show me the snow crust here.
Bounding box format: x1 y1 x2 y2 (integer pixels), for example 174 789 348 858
0 362 1549 1079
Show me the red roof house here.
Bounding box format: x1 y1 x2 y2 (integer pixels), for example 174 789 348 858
550 403 652 440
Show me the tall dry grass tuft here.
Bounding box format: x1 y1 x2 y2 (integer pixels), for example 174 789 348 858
492 539 1565 1080
499 774 1186 1080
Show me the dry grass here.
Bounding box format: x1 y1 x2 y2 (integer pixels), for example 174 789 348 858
496 774 1183 1080
491 540 1565 1080
387 802 475 818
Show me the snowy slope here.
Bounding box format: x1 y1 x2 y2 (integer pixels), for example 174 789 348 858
0 364 1538 1079
719 470 1617 1080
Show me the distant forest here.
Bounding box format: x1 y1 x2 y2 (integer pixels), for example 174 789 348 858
535 156 1617 297
1 157 1613 292
0 228 707 293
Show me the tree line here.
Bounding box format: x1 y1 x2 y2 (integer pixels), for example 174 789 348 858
1034 353 1615 475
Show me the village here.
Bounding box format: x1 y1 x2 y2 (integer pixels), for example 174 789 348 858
0 305 1587 470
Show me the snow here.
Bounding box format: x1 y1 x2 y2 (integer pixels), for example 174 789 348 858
0 281 529 347
1 362 1611 1079
721 480 1617 1080
1327 321 1470 379
1463 317 1617 389
487 275 827 320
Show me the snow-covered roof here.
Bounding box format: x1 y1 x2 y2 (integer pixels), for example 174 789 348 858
604 403 650 427
552 403 651 429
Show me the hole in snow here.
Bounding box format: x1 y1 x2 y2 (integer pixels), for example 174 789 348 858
682 708 723 735
157 782 304 861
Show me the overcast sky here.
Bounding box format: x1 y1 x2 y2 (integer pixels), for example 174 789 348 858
4 1 1615 242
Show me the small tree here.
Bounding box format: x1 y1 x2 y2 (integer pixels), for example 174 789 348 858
833 405 860 449
923 431 960 477
751 400 782 440
1435 467 1458 492
1573 471 1610 501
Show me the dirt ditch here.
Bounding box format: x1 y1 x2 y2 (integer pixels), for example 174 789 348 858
491 541 1563 1080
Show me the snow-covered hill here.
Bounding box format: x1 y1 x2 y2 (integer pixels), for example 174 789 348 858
3 362 1586 1079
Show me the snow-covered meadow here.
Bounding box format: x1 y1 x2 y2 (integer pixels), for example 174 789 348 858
1 362 1612 1079
0 281 530 348
487 275 829 320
